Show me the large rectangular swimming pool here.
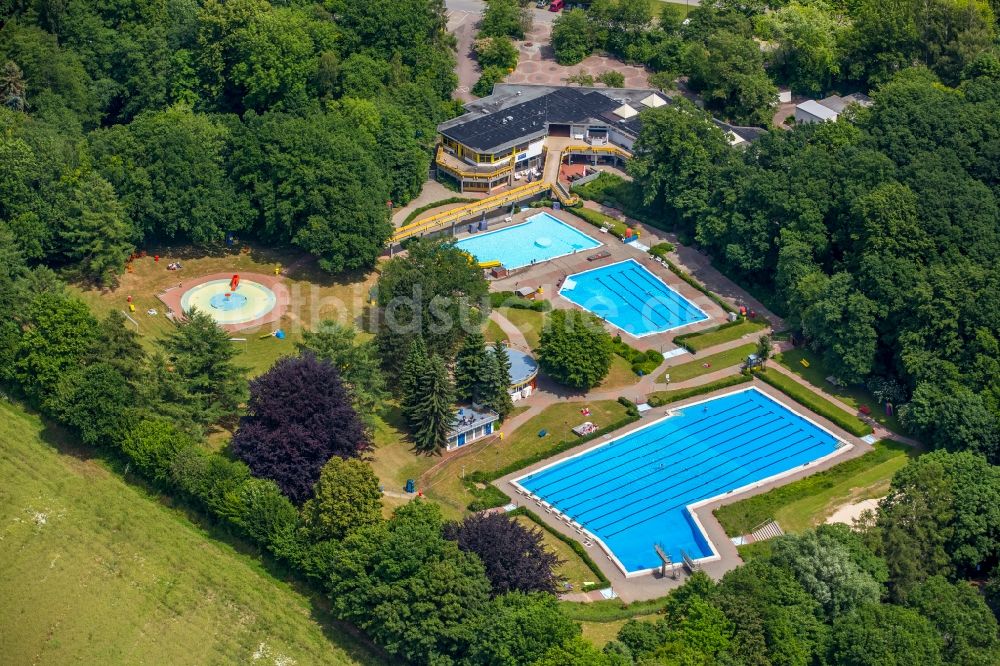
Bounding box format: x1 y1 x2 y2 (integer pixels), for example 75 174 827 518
454 212 601 269
559 259 708 337
514 388 844 574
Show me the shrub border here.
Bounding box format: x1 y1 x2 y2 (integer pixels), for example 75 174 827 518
468 411 641 486
754 369 871 437
509 506 610 592
401 197 476 226
646 373 753 407
673 318 768 353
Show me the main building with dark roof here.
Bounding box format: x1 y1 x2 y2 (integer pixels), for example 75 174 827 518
435 84 765 193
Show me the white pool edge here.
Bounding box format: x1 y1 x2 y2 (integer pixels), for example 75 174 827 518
454 212 603 270
557 258 710 338
511 386 855 578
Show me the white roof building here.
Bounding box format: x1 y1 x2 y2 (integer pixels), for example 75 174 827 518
795 93 873 124
795 99 839 124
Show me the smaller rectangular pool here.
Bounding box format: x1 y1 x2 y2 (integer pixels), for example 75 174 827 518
559 259 708 337
454 212 601 269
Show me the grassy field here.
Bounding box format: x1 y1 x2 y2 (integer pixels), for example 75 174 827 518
654 0 695 20
776 348 903 433
714 440 916 536
601 354 642 390
72 245 378 378
660 343 756 383
420 400 630 519
756 368 871 437
512 515 594 589
497 307 546 349
0 399 381 666
484 317 508 343
675 319 767 352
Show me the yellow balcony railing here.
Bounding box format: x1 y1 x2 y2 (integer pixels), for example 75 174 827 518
435 147 516 181
393 180 549 243
562 144 633 159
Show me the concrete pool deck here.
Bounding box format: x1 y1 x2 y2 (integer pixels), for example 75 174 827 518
157 271 290 333
492 378 872 602
456 206 730 351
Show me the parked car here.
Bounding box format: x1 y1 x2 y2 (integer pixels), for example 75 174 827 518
536 0 548 7
549 0 564 11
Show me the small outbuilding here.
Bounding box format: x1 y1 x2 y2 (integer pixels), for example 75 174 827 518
447 405 499 451
504 348 540 400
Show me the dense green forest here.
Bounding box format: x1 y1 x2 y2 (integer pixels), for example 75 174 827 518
0 0 459 279
628 63 1000 464
4 0 1000 664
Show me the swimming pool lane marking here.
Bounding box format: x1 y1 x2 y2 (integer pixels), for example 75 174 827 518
598 433 824 537
534 403 774 504
570 419 800 524
524 390 791 497
523 399 761 493
592 429 819 534
579 422 807 524
560 415 793 514
624 264 707 321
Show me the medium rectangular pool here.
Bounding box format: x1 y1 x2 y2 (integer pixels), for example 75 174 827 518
454 212 601 269
514 388 845 574
559 259 707 337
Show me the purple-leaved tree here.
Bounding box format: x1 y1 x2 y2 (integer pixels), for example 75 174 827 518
444 512 563 595
232 353 369 504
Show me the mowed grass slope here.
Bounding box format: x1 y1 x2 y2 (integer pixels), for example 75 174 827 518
0 400 381 666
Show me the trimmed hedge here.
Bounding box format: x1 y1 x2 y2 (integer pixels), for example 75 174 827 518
673 318 767 353
401 196 475 225
558 597 667 622
647 373 752 407
649 242 675 259
509 506 610 592
468 412 641 485
661 258 736 314
755 369 872 437
564 205 629 239
466 481 512 512
490 292 552 311
611 336 663 376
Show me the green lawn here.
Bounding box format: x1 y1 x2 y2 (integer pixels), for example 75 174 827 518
660 343 756 383
714 440 916 536
653 0 695 20
675 319 767 352
72 245 379 378
421 400 630 519
0 399 380 665
484 317 508 344
776 348 903 433
498 307 546 350
600 354 642 390
581 615 659 649
756 368 871 437
513 515 594 590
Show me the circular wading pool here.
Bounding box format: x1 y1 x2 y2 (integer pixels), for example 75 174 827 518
180 279 277 327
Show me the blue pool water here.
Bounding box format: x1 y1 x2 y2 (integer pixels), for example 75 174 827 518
559 259 707 337
454 212 601 269
516 388 841 573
